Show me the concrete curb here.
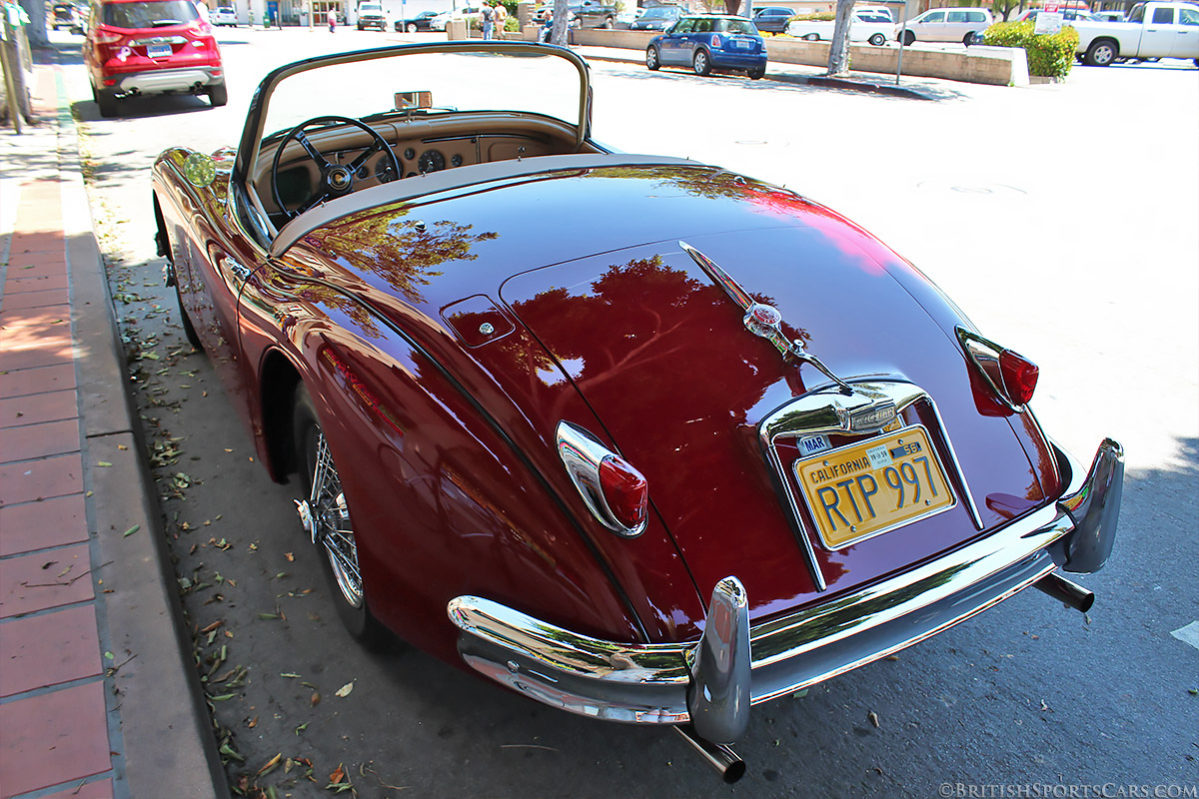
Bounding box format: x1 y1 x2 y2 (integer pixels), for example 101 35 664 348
49 53 231 799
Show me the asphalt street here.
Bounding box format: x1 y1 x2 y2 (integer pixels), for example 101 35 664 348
53 25 1198 798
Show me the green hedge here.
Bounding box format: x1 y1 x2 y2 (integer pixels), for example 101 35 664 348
983 20 1079 78
793 11 836 20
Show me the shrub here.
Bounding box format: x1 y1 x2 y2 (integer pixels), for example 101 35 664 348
983 20 1079 78
793 11 836 21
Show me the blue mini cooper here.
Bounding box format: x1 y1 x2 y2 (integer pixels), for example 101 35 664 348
647 14 768 78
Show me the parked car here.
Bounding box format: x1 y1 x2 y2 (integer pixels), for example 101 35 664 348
1015 8 1094 23
647 14 767 77
534 0 618 28
427 5 482 30
856 4 895 21
150 40 1122 780
84 0 226 117
355 1 386 29
394 9 438 31
210 5 237 25
751 6 795 33
52 2 85 32
1071 1 1199 65
628 4 682 30
787 9 895 45
897 7 992 44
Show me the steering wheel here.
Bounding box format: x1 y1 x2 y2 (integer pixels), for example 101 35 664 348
270 115 401 221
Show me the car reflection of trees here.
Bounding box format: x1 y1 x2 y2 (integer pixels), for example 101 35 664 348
306 208 499 305
492 253 847 590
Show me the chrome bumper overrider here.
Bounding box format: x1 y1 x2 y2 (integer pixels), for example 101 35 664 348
447 439 1123 744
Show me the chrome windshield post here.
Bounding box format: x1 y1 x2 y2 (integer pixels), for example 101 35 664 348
687 576 751 744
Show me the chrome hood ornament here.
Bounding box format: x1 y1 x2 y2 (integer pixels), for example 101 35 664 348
679 241 854 395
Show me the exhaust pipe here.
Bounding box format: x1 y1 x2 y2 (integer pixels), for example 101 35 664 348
672 724 746 784
1034 572 1094 613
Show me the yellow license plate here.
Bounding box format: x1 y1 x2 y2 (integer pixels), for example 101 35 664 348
793 425 955 549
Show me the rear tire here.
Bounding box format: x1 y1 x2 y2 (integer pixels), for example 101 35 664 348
208 82 228 107
803 32 819 41
749 66 765 79
902 29 915 45
646 45 660 70
406 21 417 32
868 32 886 46
602 16 613 28
96 88 118 118
1084 38 1118 66
693 48 711 75
293 386 389 647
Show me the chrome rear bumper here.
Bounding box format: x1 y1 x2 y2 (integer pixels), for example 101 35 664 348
447 438 1122 744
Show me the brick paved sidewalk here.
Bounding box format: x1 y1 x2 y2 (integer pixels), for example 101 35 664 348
1 52 225 799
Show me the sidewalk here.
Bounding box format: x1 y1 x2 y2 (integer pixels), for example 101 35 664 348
0 51 226 799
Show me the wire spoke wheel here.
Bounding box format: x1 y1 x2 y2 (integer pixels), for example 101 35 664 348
292 385 388 645
307 433 364 608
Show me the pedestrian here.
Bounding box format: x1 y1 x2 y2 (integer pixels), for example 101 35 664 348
493 1 507 36
480 2 494 39
327 7 336 31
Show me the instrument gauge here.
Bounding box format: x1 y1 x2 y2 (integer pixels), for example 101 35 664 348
418 150 445 174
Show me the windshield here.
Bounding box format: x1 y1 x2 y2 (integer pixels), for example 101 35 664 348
259 50 583 143
641 7 677 18
241 43 591 188
102 0 199 27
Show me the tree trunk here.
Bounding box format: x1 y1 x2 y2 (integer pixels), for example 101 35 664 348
551 0 570 44
726 0 743 16
826 0 856 76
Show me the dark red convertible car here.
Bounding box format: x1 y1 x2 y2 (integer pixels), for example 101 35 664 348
151 42 1122 780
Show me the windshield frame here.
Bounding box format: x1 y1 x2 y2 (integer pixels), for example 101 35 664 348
233 41 592 191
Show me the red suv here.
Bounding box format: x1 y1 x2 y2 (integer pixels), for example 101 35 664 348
85 0 226 117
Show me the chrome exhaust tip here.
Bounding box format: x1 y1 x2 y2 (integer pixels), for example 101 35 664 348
673 725 746 784
1034 571 1094 613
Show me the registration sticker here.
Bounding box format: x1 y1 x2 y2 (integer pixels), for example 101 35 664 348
798 435 831 456
793 425 955 549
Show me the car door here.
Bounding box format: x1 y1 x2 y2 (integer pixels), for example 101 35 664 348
1139 5 1177 56
913 10 945 41
659 18 691 64
1170 5 1199 57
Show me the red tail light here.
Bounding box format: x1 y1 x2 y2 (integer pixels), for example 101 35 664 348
92 26 124 44
599 456 648 529
557 421 649 537
709 34 723 47
958 328 1039 412
998 349 1038 406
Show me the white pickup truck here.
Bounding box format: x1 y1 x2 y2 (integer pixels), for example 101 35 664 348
1071 1 1199 66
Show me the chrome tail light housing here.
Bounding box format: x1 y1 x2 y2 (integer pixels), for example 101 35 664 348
556 421 648 537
